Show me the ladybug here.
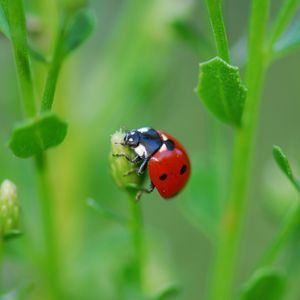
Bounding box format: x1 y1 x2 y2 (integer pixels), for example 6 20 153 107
113 127 190 200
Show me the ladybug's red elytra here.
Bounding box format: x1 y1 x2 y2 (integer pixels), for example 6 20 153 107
113 127 190 200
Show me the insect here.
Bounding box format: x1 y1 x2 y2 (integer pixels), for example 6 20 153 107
113 127 190 200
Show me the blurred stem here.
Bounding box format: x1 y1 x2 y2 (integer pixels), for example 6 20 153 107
35 154 63 299
205 0 230 62
209 1 270 300
267 0 300 51
2 0 63 298
41 17 68 111
258 201 300 267
128 192 144 291
0 0 37 118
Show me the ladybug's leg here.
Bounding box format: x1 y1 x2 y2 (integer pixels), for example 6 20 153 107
137 158 149 175
136 182 155 201
123 157 149 176
112 153 141 164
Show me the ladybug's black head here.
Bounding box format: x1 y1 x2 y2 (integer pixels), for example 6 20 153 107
124 130 140 148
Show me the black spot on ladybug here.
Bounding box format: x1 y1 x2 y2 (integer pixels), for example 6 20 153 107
159 174 168 181
164 139 175 151
180 165 187 175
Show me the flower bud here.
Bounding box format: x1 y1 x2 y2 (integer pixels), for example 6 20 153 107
0 180 20 237
110 130 145 193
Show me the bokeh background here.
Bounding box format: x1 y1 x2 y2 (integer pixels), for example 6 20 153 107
0 0 300 299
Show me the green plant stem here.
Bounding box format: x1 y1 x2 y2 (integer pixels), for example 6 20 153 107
209 1 270 300
41 18 67 111
259 201 300 267
0 0 37 118
2 1 63 298
35 153 63 299
128 193 144 291
267 0 300 50
205 0 230 62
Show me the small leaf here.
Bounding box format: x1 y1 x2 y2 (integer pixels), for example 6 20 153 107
86 198 127 224
8 112 67 158
63 9 95 57
240 268 286 300
274 15 300 59
153 283 180 300
0 4 9 38
272 145 300 192
197 56 247 127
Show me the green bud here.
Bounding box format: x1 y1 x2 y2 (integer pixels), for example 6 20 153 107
110 130 146 194
0 180 20 238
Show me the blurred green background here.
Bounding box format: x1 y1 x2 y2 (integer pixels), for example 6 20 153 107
0 0 300 299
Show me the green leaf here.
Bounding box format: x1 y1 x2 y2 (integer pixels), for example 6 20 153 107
63 9 95 57
0 4 9 38
272 145 300 192
8 112 67 158
274 15 300 59
197 56 247 127
240 268 286 300
153 283 180 300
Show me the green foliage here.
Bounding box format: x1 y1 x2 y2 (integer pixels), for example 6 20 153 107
63 9 96 57
197 56 247 127
274 16 300 58
1 0 300 299
240 268 286 300
272 145 300 192
8 112 67 158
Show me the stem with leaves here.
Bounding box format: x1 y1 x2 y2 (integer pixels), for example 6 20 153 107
256 146 300 268
41 18 68 111
209 1 270 300
267 0 300 51
1 0 63 298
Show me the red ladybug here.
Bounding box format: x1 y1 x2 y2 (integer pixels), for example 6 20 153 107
113 127 190 199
